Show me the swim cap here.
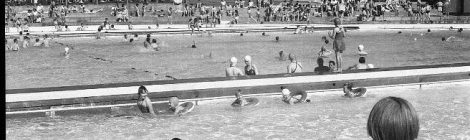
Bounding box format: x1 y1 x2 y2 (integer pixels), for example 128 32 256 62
169 97 179 107
230 57 238 64
282 89 291 96
358 45 364 51
244 55 252 62
288 54 295 61
64 47 69 52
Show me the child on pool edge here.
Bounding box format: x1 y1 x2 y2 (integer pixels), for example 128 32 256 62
232 89 248 106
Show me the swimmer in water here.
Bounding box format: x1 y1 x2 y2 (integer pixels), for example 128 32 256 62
343 82 367 98
136 86 157 116
226 57 245 77
357 44 368 56
168 97 186 116
22 36 30 48
281 86 310 105
444 36 464 42
123 34 128 42
42 34 51 48
133 34 139 41
287 54 303 73
151 39 159 51
346 57 372 70
318 36 333 58
33 38 41 47
11 38 19 51
232 89 248 106
279 51 286 61
144 37 151 48
244 55 259 75
64 47 70 59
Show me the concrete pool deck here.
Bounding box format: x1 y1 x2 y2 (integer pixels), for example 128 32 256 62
6 23 470 35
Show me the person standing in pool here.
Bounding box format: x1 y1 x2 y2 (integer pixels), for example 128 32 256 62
244 55 259 76
287 54 303 73
328 18 346 72
137 85 157 116
226 57 245 77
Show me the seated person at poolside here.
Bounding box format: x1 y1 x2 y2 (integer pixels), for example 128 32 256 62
281 86 310 105
346 57 372 70
357 44 368 56
367 96 419 140
136 85 157 116
232 89 248 106
343 82 367 98
226 57 245 77
314 58 331 73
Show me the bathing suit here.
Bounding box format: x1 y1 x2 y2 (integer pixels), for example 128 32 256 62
333 27 346 53
245 65 256 75
137 97 150 113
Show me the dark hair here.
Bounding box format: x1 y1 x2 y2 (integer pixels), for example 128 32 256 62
367 96 419 140
152 39 157 43
317 58 324 65
14 38 18 42
129 38 134 42
65 25 68 28
147 34 151 38
134 34 138 37
359 57 366 64
137 85 148 96
324 39 329 44
19 31 23 35
146 37 151 43
36 38 40 42
280 86 286 89
343 82 353 90
329 61 335 65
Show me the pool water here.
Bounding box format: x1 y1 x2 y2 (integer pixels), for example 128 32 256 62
5 30 470 89
6 81 470 140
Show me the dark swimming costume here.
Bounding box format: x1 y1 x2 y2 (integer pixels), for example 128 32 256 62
245 65 256 75
137 98 150 113
333 27 346 53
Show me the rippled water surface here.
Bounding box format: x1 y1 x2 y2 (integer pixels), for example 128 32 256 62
6 82 470 140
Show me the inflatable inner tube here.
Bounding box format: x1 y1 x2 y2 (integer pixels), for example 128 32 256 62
351 88 367 97
284 91 309 104
177 102 195 114
232 98 260 107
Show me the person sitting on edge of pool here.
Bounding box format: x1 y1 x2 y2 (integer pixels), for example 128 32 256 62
232 89 248 106
226 57 245 77
346 57 373 70
137 85 157 116
328 61 336 72
281 86 311 105
343 82 367 98
368 96 419 140
287 53 303 73
168 97 187 116
314 58 331 73
357 44 368 56
244 55 259 76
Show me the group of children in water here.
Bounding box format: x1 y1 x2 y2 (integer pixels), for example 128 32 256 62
5 31 52 52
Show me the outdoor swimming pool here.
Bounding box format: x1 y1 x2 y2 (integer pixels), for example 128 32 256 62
5 29 470 89
5 81 470 139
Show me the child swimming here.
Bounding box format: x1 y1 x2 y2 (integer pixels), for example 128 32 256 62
357 44 368 56
168 97 186 116
64 47 70 59
281 86 310 105
318 36 333 58
22 36 30 48
33 38 41 47
343 82 367 98
151 39 159 51
232 89 248 106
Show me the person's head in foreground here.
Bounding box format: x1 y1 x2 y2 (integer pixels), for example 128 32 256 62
169 97 179 108
367 96 419 140
230 57 238 66
333 18 341 27
137 85 148 98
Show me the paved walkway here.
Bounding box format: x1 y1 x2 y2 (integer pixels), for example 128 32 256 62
6 23 470 36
